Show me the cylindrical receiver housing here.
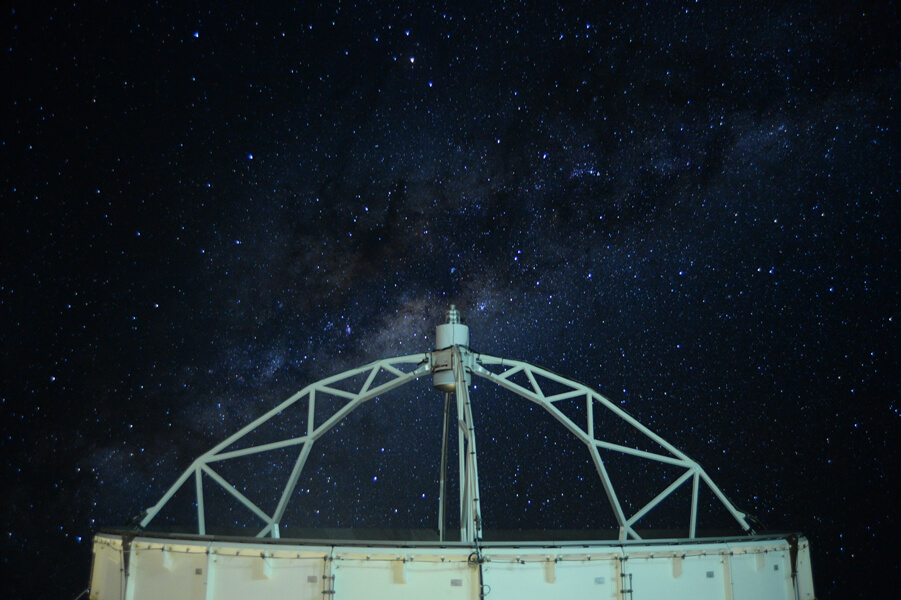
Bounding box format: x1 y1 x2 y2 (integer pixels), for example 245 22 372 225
433 305 471 392
436 322 470 349
433 366 471 392
435 305 470 349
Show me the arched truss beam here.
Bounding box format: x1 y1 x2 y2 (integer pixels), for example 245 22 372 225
137 349 751 542
470 353 752 540
138 354 432 538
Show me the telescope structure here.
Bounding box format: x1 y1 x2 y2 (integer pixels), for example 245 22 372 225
89 306 815 600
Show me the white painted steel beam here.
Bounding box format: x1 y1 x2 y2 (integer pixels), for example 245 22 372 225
139 355 431 532
470 353 751 537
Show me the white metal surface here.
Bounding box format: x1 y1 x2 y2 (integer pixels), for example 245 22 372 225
90 532 815 600
434 304 471 392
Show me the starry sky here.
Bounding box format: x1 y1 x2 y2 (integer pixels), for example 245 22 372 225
2 1 899 598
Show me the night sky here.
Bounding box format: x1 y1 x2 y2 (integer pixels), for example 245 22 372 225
3 1 899 598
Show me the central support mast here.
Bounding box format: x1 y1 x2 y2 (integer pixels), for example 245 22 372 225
431 305 482 543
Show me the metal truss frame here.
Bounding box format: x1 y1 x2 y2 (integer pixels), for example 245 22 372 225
138 348 751 542
469 352 752 540
138 354 432 538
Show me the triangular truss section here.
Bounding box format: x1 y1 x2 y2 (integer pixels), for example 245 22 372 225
470 354 752 540
138 354 431 538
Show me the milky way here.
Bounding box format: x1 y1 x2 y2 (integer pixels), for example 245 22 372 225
3 2 898 598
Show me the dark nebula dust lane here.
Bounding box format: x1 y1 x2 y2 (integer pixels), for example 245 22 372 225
2 2 898 598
